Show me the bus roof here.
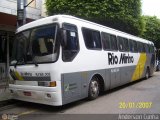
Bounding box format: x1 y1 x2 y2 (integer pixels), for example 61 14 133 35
17 15 154 45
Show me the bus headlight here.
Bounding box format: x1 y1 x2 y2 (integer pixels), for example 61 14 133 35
49 81 56 87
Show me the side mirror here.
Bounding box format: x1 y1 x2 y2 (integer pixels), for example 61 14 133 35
59 28 67 47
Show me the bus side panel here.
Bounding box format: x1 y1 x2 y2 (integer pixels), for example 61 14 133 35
105 69 111 90
61 70 106 105
139 53 155 78
61 73 82 105
109 66 136 89
120 66 136 85
150 53 156 76
145 53 155 76
131 53 155 80
110 68 120 89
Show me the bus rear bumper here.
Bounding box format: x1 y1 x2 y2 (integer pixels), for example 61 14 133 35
9 84 62 106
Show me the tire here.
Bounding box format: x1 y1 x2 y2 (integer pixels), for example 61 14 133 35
145 68 150 79
88 77 100 100
157 67 159 71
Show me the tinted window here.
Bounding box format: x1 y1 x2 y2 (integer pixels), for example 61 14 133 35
142 43 146 52
138 42 146 53
138 42 142 52
145 44 149 53
129 40 134 52
123 38 129 51
118 37 124 51
133 40 138 52
62 24 79 62
110 35 118 50
129 40 138 52
118 37 129 51
150 45 154 53
82 28 102 50
101 32 111 50
32 26 55 56
11 24 59 64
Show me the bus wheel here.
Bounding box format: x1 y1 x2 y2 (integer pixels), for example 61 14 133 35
88 77 100 100
145 68 150 79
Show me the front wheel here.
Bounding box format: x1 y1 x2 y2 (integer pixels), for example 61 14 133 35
88 77 100 100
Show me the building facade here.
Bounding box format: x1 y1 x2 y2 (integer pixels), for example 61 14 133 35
0 0 44 92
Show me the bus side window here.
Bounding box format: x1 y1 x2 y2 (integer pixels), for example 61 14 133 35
62 23 79 62
138 42 142 53
138 42 146 53
129 40 134 52
148 44 151 53
117 36 124 51
150 45 154 53
123 38 129 51
110 35 118 51
133 41 138 53
82 28 102 50
101 32 111 50
118 36 129 52
145 44 149 53
142 43 146 53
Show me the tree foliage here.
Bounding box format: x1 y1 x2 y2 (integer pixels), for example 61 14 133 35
46 0 144 36
142 16 160 48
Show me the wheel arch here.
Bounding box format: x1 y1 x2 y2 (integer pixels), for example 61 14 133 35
89 73 105 92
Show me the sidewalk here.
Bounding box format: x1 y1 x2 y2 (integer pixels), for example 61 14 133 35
0 81 13 107
0 88 12 101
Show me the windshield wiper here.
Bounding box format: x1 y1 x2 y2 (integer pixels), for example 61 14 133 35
14 58 25 68
27 53 38 67
32 55 39 67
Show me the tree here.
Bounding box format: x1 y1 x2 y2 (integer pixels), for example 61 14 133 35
45 0 144 36
142 16 160 48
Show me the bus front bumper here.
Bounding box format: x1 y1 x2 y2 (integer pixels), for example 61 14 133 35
9 84 62 106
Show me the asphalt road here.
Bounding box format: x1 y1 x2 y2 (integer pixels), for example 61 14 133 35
1 72 160 120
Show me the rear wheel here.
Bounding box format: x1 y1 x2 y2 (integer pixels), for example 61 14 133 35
145 68 150 79
88 77 100 100
157 66 160 71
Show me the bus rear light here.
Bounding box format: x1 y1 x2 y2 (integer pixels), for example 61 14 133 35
49 81 57 87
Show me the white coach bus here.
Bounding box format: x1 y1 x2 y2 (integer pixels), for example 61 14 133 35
9 15 155 106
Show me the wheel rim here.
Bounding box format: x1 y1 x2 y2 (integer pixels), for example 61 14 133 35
90 80 99 97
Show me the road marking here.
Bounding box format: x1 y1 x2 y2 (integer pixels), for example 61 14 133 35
18 109 37 116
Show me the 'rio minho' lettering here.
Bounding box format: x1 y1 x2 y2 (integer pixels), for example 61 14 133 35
108 53 134 65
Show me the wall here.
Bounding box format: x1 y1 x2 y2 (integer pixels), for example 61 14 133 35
0 0 42 20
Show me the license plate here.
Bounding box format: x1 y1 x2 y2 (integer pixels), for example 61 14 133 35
23 91 31 96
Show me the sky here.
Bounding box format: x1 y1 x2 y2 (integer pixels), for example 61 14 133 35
142 0 160 18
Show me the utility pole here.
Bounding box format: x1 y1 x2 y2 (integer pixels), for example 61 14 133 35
17 0 23 27
17 0 35 27
23 0 27 25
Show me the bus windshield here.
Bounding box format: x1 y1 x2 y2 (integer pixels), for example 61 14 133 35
11 24 59 65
